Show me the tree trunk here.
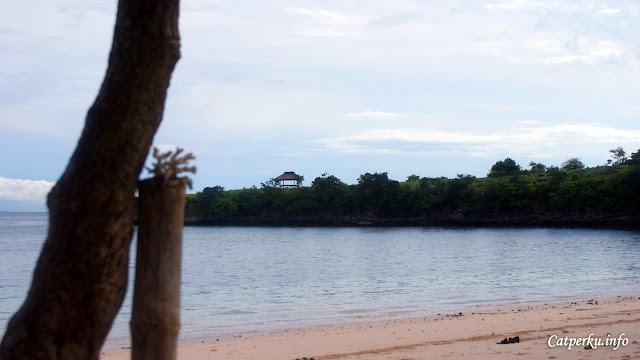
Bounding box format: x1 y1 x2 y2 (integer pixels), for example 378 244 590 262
131 178 185 360
0 1 181 359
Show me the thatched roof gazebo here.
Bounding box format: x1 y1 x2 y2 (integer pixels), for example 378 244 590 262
275 171 302 188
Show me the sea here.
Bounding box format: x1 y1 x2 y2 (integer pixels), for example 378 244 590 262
1 212 639 348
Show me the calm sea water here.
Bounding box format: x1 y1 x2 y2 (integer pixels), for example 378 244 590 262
1 212 639 347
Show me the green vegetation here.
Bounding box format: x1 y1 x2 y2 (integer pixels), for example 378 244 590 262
185 147 640 225
561 157 586 171
487 157 521 177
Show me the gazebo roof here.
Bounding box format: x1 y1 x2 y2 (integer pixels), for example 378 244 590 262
275 171 298 181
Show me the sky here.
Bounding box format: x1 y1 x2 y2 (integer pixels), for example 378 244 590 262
1 0 639 211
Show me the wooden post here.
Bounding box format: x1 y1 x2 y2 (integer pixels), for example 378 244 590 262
0 1 181 358
130 148 194 360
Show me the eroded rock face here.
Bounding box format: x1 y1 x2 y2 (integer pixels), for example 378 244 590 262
183 212 639 229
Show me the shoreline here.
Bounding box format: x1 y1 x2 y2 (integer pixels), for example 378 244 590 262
101 295 640 359
183 213 640 230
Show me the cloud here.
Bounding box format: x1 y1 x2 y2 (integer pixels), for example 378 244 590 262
486 37 631 66
2 0 639 193
343 110 410 119
150 144 197 155
596 7 621 16
516 119 543 125
283 7 370 37
455 36 630 66
0 177 55 203
436 2 636 67
284 8 369 26
314 124 640 158
368 13 424 28
149 144 244 158
536 39 625 65
484 1 583 13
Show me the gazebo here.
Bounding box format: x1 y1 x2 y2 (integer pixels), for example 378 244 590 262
275 171 300 188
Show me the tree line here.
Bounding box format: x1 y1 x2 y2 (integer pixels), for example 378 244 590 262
185 147 640 221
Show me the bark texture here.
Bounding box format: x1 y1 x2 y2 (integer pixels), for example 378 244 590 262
0 1 180 359
131 179 185 360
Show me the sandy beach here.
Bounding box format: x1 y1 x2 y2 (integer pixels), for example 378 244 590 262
102 295 640 360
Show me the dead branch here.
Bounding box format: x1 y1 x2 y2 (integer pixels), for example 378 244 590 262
146 147 196 189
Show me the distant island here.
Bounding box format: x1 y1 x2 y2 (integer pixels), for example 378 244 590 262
184 148 640 229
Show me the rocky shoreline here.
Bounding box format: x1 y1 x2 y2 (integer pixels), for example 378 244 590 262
183 212 639 229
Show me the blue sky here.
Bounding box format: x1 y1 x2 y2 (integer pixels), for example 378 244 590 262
1 0 639 211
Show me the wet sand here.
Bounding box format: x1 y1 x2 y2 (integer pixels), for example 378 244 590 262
102 295 640 360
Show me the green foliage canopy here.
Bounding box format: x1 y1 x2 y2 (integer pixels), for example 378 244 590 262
561 158 586 171
488 158 522 177
185 147 640 222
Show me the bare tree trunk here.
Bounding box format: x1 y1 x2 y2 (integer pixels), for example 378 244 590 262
0 1 181 359
131 178 185 360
